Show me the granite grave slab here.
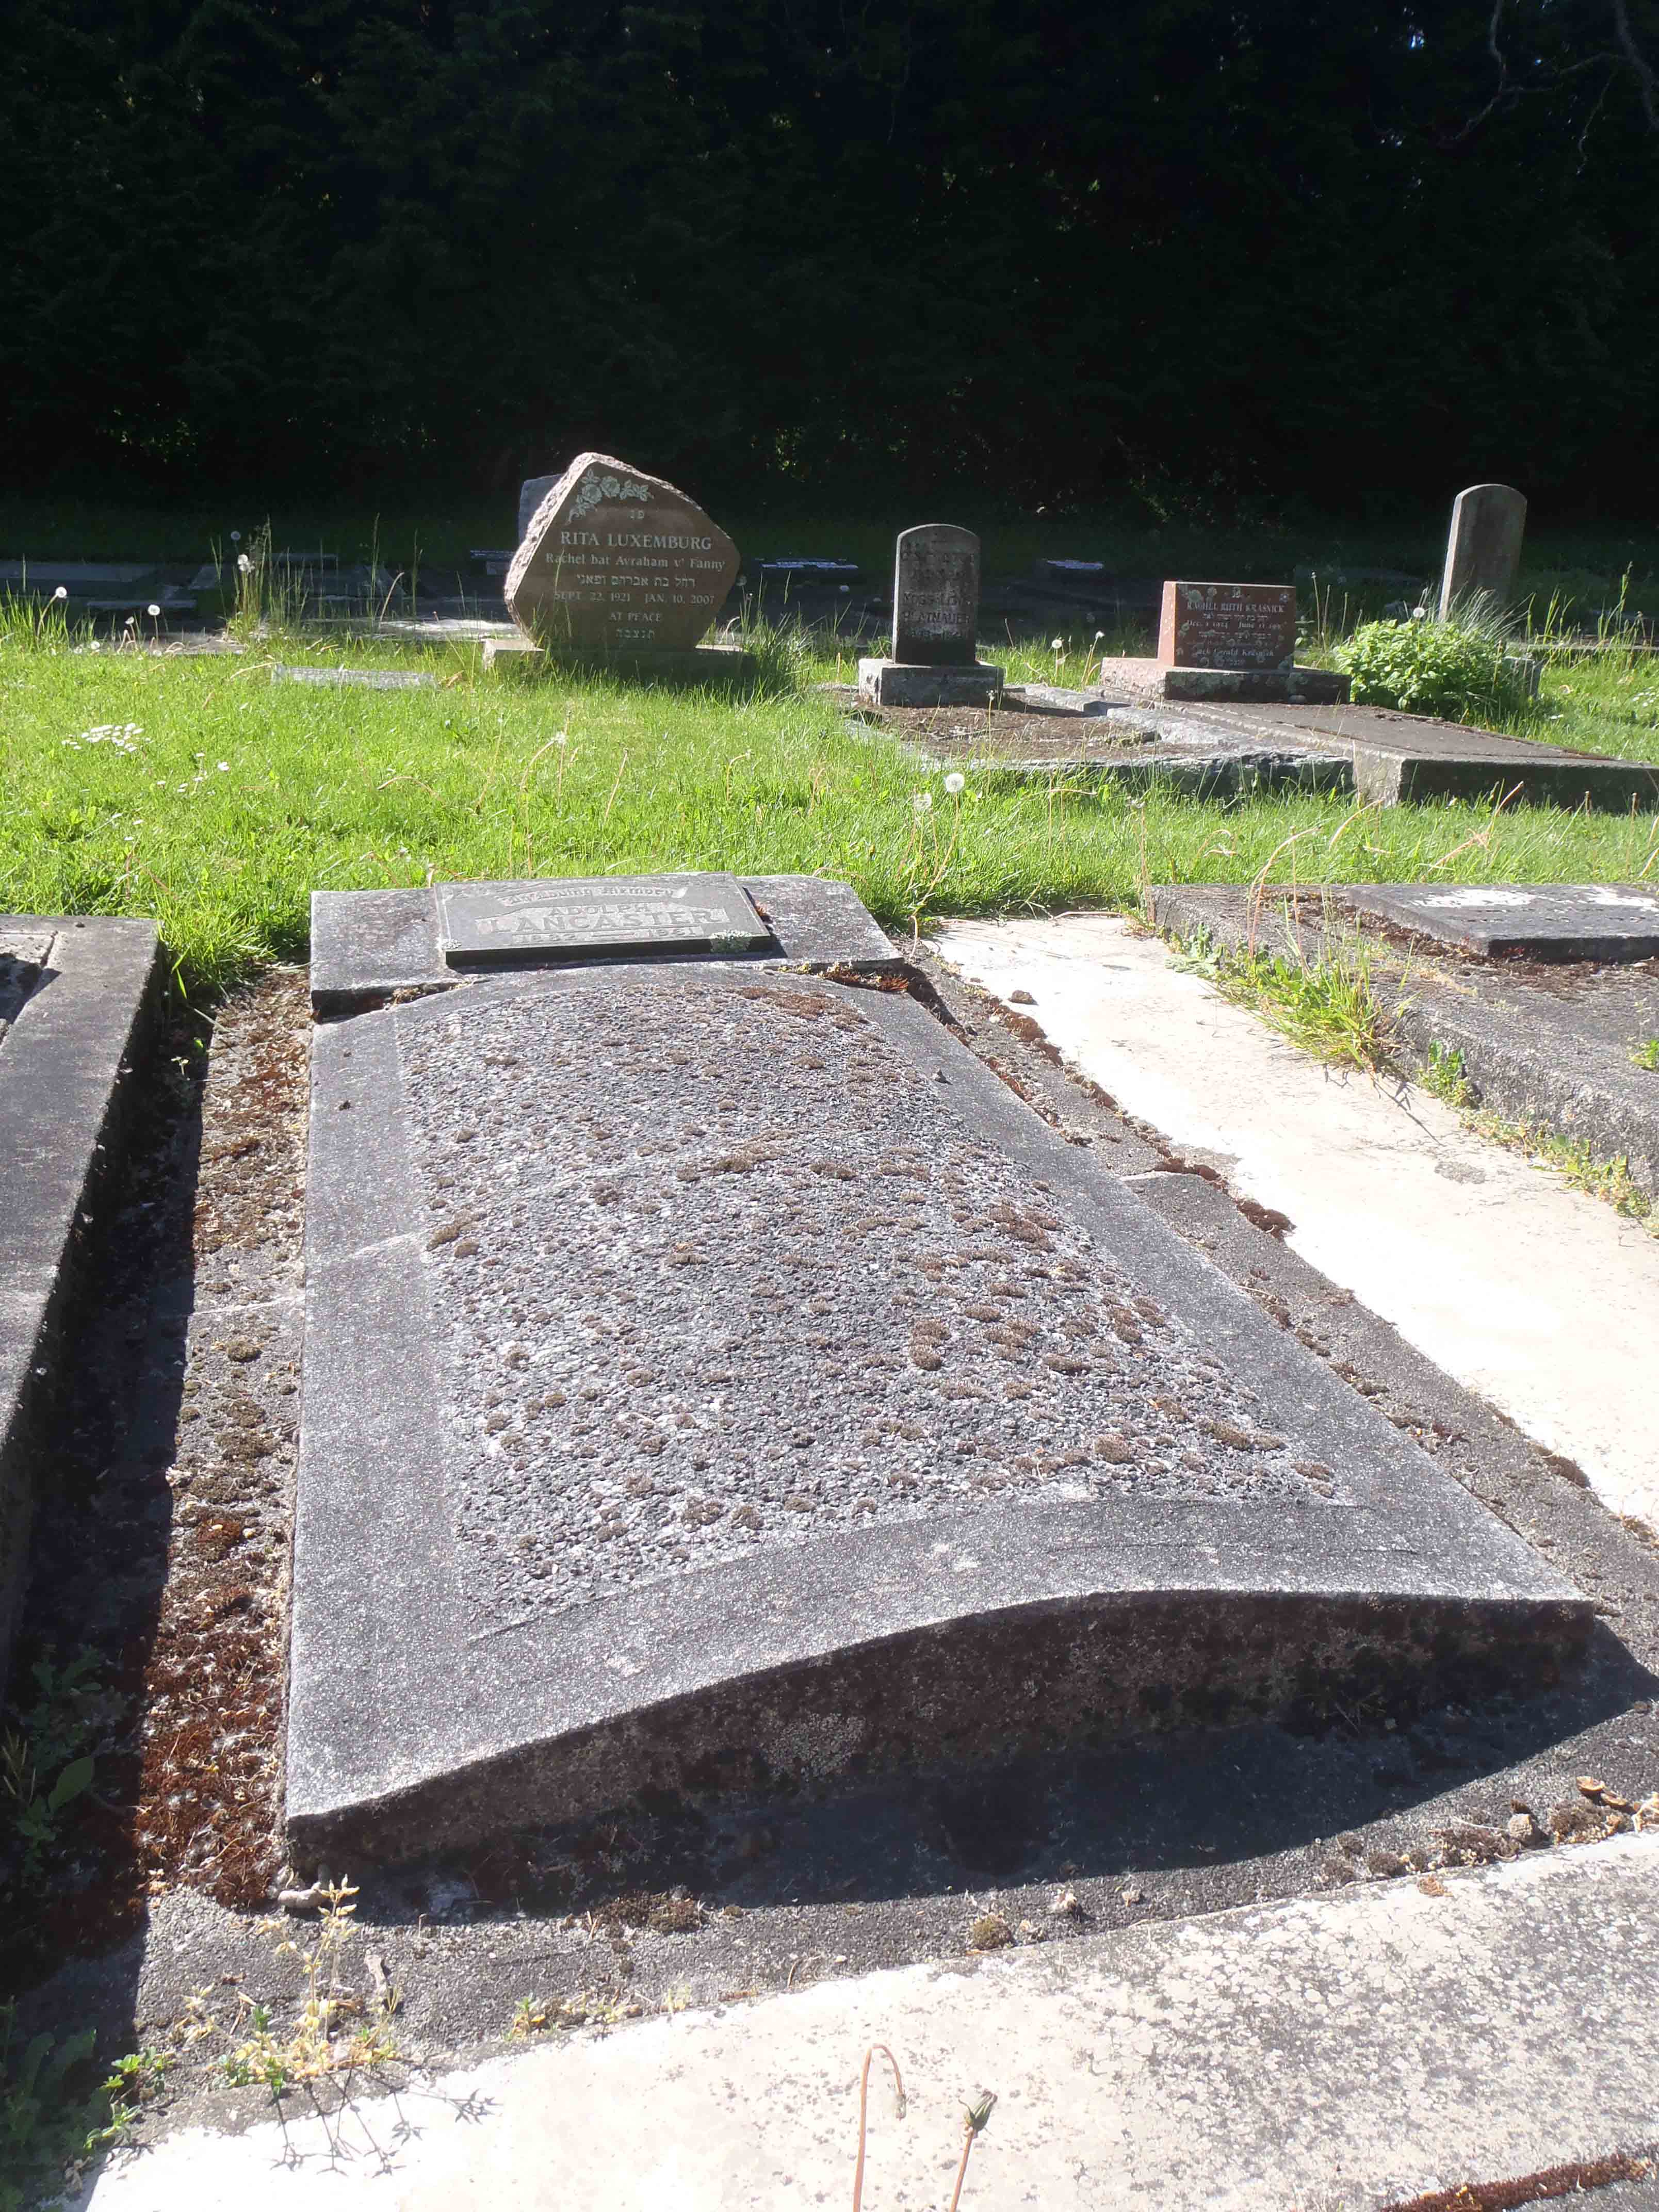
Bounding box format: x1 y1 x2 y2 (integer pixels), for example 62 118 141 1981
859 525 1004 708
1345 883 1659 962
289 936 1588 1860
1150 883 1659 1200
0 917 161 1695
1158 581 1297 671
1091 578 1349 705
310 872 899 1010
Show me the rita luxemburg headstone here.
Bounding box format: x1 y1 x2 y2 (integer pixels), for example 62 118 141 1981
501 452 741 667
1438 483 1526 619
858 525 1004 708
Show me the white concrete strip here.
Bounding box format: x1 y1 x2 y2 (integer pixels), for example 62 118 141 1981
83 1834 1659 2210
936 915 1659 1528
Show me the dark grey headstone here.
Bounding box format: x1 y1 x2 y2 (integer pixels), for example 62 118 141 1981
436 874 772 967
1438 483 1526 617
1346 883 1659 962
892 524 980 665
289 963 1586 1861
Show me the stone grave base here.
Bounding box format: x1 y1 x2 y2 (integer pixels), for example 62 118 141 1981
1096 658 1352 706
288 897 1585 1862
1 916 162 1690
858 658 1005 708
482 636 759 686
1150 882 1659 1201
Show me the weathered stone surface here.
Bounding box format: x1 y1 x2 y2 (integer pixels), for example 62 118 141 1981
517 474 559 544
505 452 739 653
892 525 981 665
1157 582 1297 671
308 873 900 1010
1345 883 1659 962
436 874 770 966
1096 658 1351 706
857 658 1004 708
0 917 161 1697
1439 483 1527 617
289 958 1587 1860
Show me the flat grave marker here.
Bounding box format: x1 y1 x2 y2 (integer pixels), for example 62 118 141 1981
436 873 771 966
288 876 1586 1861
1345 882 1659 962
858 524 1004 707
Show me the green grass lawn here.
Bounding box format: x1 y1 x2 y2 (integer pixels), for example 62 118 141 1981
3 616 1657 1000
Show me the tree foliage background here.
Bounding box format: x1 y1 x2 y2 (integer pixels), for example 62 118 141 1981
3 0 1656 510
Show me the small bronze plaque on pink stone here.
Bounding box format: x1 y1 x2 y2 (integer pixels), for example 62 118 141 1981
1157 581 1297 671
506 453 739 653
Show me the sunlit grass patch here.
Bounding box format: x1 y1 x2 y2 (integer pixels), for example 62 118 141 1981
2 630 1657 1000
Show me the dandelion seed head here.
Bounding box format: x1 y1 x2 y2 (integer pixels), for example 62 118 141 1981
944 771 966 795
53 586 68 602
147 602 160 617
1050 636 1064 652
912 790 933 815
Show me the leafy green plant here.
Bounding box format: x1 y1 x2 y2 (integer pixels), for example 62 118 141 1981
0 2005 167 2212
1423 1040 1475 1107
1 1649 106 1898
1172 929 1393 1075
1630 1037 1659 1072
1334 608 1535 723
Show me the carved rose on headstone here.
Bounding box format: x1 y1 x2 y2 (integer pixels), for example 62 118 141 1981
507 452 740 654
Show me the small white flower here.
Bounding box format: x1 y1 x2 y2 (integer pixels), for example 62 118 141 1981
912 790 933 815
944 771 966 795
237 555 253 574
217 760 230 771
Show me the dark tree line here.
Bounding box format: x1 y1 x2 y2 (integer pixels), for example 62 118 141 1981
3 0 1656 511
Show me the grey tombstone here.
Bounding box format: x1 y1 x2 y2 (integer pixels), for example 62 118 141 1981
858 524 1004 708
518 474 560 545
1438 483 1527 618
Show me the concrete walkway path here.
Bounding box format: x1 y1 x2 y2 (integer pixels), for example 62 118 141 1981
82 1835 1659 2209
936 914 1659 1531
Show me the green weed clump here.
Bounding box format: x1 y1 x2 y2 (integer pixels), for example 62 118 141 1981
1172 923 1392 1075
1336 608 1534 723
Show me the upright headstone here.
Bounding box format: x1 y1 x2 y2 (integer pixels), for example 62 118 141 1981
1157 582 1297 672
857 525 1004 707
500 452 741 668
518 474 559 545
1093 579 1349 705
1438 484 1526 619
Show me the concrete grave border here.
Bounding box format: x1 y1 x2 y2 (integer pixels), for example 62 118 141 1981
288 962 1588 1863
307 873 902 1011
0 917 163 1692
